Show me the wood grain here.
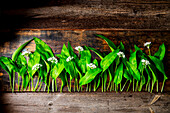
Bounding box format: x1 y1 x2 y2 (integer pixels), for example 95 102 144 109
0 92 170 113
1 0 169 30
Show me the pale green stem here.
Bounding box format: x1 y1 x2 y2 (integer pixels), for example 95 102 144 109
126 81 131 92
12 71 15 93
107 80 111 91
86 84 89 92
69 75 72 92
135 81 138 92
121 80 128 92
133 78 135 92
31 77 34 91
18 74 20 92
48 76 51 93
161 80 166 93
148 48 151 55
52 79 54 92
94 82 96 92
74 79 76 92
156 80 158 92
44 84 47 92
102 77 104 92
55 79 57 92
34 76 40 92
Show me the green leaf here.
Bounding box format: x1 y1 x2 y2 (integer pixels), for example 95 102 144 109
93 59 98 67
64 61 76 80
16 53 27 68
61 44 70 57
39 59 50 83
123 69 133 81
0 56 17 76
28 52 41 76
51 63 64 79
100 49 119 72
88 47 104 59
148 65 157 85
118 42 125 53
127 61 140 81
59 71 67 90
33 37 54 60
12 38 33 61
114 63 123 84
79 68 102 86
129 51 137 68
149 56 167 80
154 43 165 61
96 34 117 51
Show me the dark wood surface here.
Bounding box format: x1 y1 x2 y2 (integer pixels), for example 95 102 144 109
0 0 170 30
0 92 170 113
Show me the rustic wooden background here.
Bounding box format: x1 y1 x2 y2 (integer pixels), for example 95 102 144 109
0 0 170 113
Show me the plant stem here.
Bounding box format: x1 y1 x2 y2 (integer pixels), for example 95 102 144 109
161 80 165 93
135 81 138 92
34 76 40 92
89 83 91 92
65 73 70 92
48 76 51 93
55 79 57 92
107 80 111 91
52 79 54 92
18 74 20 92
156 80 158 92
94 81 96 92
112 81 115 91
126 81 131 92
121 80 128 92
9 76 13 90
74 79 76 92
148 48 151 55
151 80 154 93
76 79 79 92
44 83 47 92
120 83 122 92
31 77 34 91
86 84 89 92
69 75 72 92
38 81 42 91
110 82 112 92
102 77 104 92
12 71 15 93
148 81 150 92
133 78 135 92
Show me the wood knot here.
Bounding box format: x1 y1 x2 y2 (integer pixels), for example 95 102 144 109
48 101 53 106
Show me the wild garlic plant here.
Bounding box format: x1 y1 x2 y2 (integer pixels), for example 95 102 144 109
0 36 167 93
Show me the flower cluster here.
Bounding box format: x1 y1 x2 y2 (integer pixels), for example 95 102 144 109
87 63 97 69
117 51 125 58
141 59 150 67
144 42 151 49
32 64 43 70
47 57 58 64
66 56 74 62
21 50 31 56
75 46 84 52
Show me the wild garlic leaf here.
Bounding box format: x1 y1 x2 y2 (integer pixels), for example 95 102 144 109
154 43 165 61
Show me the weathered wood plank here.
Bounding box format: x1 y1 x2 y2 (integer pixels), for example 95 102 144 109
1 1 170 29
0 92 170 113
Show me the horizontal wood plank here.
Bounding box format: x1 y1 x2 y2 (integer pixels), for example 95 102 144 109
0 92 170 113
1 1 170 30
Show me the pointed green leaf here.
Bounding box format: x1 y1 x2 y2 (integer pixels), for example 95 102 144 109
154 43 165 61
96 34 117 51
114 63 123 84
12 38 33 61
79 68 102 86
100 49 119 72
